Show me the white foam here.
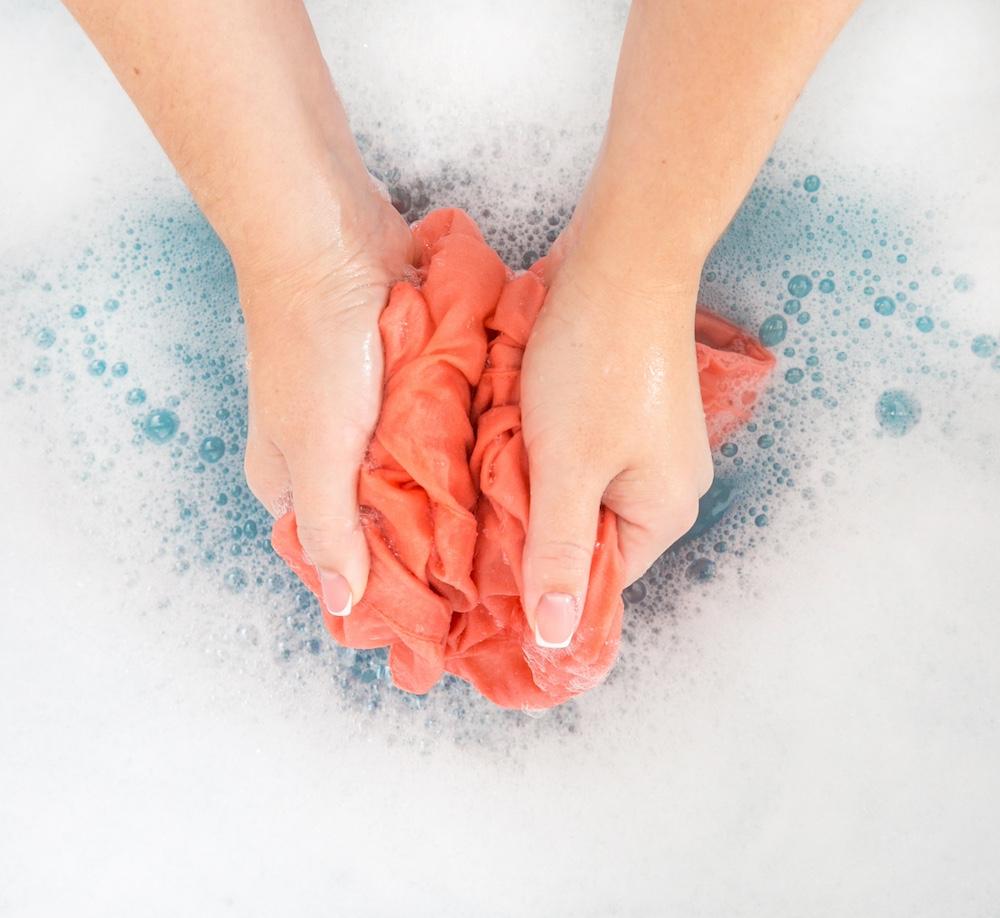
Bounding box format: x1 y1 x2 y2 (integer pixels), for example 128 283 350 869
1 1 999 915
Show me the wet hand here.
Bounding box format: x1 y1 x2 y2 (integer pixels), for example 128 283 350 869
239 185 414 617
520 244 714 648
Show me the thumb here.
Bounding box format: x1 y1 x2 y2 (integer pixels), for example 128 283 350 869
286 428 371 619
522 457 605 649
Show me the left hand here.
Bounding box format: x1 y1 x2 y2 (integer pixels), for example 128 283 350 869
519 240 714 648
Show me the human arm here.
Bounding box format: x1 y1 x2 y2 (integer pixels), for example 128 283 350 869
521 0 860 647
62 0 414 616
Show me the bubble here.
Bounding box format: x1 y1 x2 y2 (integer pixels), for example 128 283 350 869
784 367 805 384
818 278 835 293
757 434 774 449
35 327 56 349
104 298 121 312
720 443 738 458
953 274 974 292
803 175 821 193
916 316 934 333
87 359 107 376
198 436 226 464
142 409 180 444
126 387 147 406
224 568 248 593
69 304 86 319
796 312 811 325
34 357 51 377
859 317 872 330
787 275 813 297
686 558 716 582
874 296 896 316
623 581 647 604
876 389 921 437
758 314 788 347
111 361 128 377
783 299 801 315
971 334 997 358
754 513 769 528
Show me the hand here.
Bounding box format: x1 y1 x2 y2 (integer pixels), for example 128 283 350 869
519 237 714 648
239 183 414 617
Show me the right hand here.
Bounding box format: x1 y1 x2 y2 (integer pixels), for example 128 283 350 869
239 182 414 617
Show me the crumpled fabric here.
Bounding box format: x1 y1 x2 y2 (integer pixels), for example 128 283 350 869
271 208 775 711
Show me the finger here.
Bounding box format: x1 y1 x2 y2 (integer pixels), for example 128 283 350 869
285 425 371 619
614 498 701 587
522 449 607 649
604 467 703 586
244 428 292 518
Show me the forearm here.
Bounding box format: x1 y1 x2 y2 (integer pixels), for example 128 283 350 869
63 0 372 277
570 0 860 292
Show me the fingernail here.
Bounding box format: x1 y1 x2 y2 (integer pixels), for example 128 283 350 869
534 592 580 649
319 570 352 617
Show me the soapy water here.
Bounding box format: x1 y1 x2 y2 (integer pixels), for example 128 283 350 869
3 153 999 740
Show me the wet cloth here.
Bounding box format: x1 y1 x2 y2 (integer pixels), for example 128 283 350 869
271 208 774 711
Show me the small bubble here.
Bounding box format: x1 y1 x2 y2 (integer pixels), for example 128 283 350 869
104 298 121 312
87 359 107 376
198 436 226 464
916 316 934 333
142 409 180 444
224 568 248 593
788 275 813 297
803 175 821 193
971 334 997 358
720 443 738 458
784 368 805 384
759 314 788 346
111 361 128 377
69 304 86 319
876 389 921 437
818 278 835 293
686 558 716 582
126 387 147 406
953 274 974 292
36 327 56 349
874 296 895 316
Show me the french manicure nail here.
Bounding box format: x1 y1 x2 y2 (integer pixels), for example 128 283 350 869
319 570 352 617
534 592 580 649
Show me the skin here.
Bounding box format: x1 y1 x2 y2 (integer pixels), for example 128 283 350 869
64 0 859 648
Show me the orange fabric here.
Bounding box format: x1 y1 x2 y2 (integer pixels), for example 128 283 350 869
271 208 775 711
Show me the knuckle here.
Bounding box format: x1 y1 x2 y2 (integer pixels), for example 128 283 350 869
295 515 361 563
530 539 594 578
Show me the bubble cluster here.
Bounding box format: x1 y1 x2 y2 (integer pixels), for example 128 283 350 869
4 156 996 732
